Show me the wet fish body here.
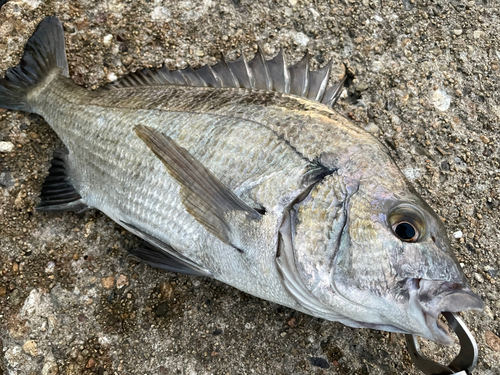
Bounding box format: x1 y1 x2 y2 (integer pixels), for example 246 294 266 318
0 17 482 344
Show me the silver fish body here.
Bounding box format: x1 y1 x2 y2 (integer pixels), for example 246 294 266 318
0 17 482 345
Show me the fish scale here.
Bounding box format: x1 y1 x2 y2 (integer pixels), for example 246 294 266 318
0 17 483 358
33 76 314 303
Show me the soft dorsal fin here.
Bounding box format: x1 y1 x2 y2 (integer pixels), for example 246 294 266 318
104 48 347 107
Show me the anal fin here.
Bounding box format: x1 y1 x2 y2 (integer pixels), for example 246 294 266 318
121 221 211 277
36 149 88 212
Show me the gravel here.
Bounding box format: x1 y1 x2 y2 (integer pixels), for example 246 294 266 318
1 0 499 374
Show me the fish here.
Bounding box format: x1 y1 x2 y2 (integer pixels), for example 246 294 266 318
0 16 483 346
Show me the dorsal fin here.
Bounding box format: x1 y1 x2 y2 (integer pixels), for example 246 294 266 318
103 49 347 107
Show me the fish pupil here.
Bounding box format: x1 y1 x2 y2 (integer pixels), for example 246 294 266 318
395 222 416 241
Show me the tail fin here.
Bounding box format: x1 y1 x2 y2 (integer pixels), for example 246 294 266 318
0 16 68 112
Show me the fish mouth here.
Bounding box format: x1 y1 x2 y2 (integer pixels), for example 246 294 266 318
413 279 483 345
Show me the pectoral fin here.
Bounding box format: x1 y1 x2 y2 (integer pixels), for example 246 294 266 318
134 125 261 248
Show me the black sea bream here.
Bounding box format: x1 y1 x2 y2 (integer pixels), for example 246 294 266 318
0 17 483 345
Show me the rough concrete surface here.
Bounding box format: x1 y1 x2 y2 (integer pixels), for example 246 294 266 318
0 0 499 374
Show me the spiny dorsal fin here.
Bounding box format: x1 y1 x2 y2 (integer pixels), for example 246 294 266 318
103 49 347 107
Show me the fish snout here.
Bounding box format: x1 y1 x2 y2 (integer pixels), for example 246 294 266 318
415 279 483 345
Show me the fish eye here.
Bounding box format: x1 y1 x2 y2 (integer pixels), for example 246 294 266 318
388 204 425 243
393 221 418 242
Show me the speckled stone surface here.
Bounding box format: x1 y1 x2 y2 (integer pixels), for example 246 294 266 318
0 1 499 374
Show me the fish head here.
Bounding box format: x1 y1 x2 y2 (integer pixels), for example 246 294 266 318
284 174 483 345
373 194 484 344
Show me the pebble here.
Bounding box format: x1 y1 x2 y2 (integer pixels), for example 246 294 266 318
309 357 330 369
101 276 115 289
432 88 451 111
453 29 463 36
484 306 494 319
45 261 55 274
292 31 309 47
22 340 38 356
160 282 174 299
480 135 490 144
121 55 133 66
116 274 128 289
155 302 169 317
86 358 96 368
0 141 14 153
0 171 14 188
9 289 22 305
84 220 95 237
485 331 500 352
107 72 117 82
103 34 113 46
453 230 463 239
355 82 369 91
473 273 484 283
42 361 59 375
473 30 486 39
486 292 498 301
402 167 421 181
28 131 39 139
48 316 57 330
364 123 379 134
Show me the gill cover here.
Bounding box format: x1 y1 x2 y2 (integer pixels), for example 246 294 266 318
276 173 368 327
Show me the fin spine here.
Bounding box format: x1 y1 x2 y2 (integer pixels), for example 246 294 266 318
104 48 347 108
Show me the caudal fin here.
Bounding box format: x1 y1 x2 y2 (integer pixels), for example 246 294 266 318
0 16 68 112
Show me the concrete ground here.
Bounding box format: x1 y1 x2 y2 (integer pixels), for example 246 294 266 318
0 0 499 374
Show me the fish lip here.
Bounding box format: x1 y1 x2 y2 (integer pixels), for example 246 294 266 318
422 311 453 345
414 278 484 345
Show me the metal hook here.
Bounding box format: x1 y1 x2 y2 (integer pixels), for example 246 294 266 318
405 312 478 375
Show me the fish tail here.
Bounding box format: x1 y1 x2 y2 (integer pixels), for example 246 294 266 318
0 16 69 113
